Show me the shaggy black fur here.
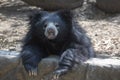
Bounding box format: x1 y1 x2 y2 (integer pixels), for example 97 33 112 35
21 10 95 78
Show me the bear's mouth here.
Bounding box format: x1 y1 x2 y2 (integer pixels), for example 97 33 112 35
48 33 56 39
46 32 57 40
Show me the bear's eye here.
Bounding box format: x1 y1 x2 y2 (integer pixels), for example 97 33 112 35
43 24 47 29
55 23 59 29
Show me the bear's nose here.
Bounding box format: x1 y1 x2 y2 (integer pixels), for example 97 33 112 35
47 28 55 34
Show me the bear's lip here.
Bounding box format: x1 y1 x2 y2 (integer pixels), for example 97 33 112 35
47 33 57 40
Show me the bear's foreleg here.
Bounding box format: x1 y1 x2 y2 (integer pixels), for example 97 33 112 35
51 49 77 80
21 45 46 76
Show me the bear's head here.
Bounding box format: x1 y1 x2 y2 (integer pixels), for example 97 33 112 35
29 10 73 41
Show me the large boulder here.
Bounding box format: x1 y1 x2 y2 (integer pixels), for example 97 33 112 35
0 50 120 80
21 0 84 10
96 0 120 13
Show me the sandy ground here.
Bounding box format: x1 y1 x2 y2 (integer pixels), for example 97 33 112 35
0 0 120 57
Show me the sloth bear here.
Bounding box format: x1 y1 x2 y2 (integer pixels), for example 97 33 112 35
21 10 95 78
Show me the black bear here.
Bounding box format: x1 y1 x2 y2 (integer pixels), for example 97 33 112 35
21 10 95 78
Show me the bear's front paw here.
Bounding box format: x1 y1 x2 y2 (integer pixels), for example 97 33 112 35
24 64 38 77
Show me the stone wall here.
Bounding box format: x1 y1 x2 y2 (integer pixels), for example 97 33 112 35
0 50 120 80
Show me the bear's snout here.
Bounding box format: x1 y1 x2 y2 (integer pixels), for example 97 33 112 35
44 23 58 40
47 28 55 34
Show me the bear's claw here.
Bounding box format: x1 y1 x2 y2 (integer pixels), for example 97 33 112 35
28 68 37 76
51 68 68 80
51 72 60 80
24 64 38 77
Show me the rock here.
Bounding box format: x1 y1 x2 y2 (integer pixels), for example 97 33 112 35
21 0 84 11
95 0 120 13
0 50 120 80
85 58 120 80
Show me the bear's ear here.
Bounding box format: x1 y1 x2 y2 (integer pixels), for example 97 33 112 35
28 11 40 21
57 10 73 21
28 11 48 24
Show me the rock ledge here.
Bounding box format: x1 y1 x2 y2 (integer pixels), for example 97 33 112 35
0 50 120 80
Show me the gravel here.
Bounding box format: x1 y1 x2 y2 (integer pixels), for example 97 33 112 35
0 0 120 57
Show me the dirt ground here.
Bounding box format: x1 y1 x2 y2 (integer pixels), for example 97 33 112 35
0 0 120 57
